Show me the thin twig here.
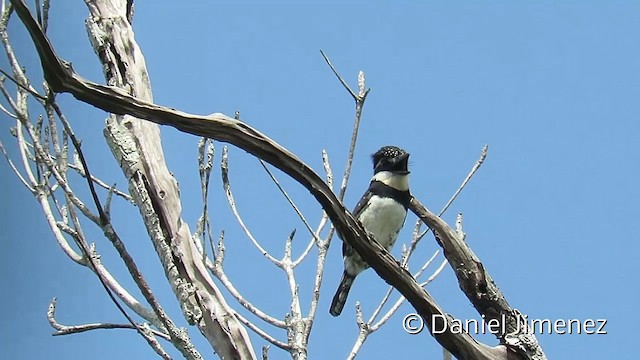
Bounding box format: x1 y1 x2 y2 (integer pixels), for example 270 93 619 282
0 138 34 191
34 0 41 27
0 67 46 100
41 0 51 33
64 189 150 337
442 146 487 219
210 264 287 328
0 78 17 118
49 97 108 224
66 161 133 202
195 137 215 262
28 121 101 223
413 145 488 246
47 298 171 359
318 54 370 251
259 160 316 241
221 146 280 264
232 311 289 350
259 160 322 267
320 50 357 100
47 298 170 340
418 258 448 288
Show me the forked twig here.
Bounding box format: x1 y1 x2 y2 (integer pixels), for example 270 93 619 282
409 145 488 258
259 159 322 261
47 298 170 341
221 146 279 264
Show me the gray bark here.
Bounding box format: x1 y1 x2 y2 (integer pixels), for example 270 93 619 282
83 1 256 359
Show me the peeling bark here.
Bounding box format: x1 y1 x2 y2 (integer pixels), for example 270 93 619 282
83 1 256 359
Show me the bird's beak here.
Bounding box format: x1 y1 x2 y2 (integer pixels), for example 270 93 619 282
392 153 410 175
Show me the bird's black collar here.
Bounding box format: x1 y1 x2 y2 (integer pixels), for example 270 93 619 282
369 181 412 209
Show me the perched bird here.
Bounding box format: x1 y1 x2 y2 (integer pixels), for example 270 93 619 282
330 145 411 317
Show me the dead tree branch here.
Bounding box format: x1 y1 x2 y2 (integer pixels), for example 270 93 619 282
409 199 547 359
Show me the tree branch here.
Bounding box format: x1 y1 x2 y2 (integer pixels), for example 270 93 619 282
409 198 547 359
47 298 172 360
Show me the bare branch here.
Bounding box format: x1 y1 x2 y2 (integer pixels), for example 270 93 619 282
319 50 357 100
6 81 164 332
409 197 546 359
15 119 37 185
209 263 287 328
47 298 170 341
448 145 488 213
136 323 173 360
12 85 171 340
0 138 34 191
194 137 215 262
221 146 280 264
259 160 321 266
319 53 370 201
66 160 133 202
0 79 18 118
48 298 172 360
233 312 290 350
369 249 439 328
408 145 488 259
41 0 50 32
346 302 369 360
418 258 448 288
260 160 318 244
321 149 333 188
50 97 107 221
62 194 177 358
215 230 225 264
0 67 46 99
38 191 83 263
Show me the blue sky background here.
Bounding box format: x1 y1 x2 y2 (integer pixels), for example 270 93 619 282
1 1 638 359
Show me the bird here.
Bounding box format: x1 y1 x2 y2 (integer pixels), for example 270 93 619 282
329 145 411 317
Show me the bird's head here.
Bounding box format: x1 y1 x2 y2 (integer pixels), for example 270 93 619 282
372 146 410 175
371 146 410 191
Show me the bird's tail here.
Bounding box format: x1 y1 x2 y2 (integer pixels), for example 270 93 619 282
329 271 356 317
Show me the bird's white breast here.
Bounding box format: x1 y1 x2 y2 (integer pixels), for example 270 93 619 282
357 195 407 250
372 171 409 191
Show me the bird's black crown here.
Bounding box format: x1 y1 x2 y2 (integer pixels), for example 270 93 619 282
371 146 410 175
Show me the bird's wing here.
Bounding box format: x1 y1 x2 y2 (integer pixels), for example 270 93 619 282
351 187 373 219
342 188 373 257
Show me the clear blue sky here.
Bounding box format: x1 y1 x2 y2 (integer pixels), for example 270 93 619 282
1 1 638 359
